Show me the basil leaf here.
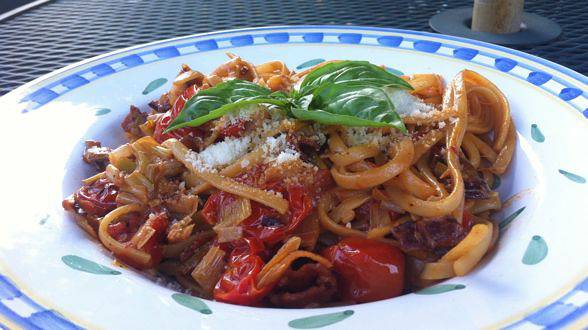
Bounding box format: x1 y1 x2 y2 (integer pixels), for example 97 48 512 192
166 61 411 133
299 61 412 95
166 79 288 132
292 81 407 133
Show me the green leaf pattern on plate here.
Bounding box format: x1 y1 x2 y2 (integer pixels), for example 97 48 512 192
289 310 354 329
95 108 111 116
558 169 586 184
385 66 404 76
499 206 526 230
62 255 121 275
296 58 325 70
172 293 212 315
531 124 545 142
142 78 168 95
39 214 49 225
415 284 466 295
522 235 548 265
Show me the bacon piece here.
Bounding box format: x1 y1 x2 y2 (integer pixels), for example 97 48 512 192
416 217 468 250
285 131 323 163
464 177 491 199
286 131 321 151
121 105 147 137
82 140 111 171
212 57 257 82
268 263 337 308
148 95 171 113
391 217 469 259
168 64 205 105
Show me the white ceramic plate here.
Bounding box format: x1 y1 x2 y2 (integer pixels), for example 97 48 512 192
0 26 586 330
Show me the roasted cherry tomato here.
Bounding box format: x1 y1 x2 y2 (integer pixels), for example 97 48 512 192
214 238 271 306
201 184 312 245
74 177 118 217
200 191 235 225
153 84 204 143
242 184 311 244
322 237 405 303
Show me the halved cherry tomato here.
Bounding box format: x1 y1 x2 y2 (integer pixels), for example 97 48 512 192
75 178 118 217
243 184 311 245
214 238 271 306
322 237 405 303
153 84 204 143
201 184 312 245
200 191 236 225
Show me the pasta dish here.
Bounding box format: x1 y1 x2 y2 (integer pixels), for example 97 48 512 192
63 54 515 307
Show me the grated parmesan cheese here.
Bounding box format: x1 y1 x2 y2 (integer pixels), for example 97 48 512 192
201 136 251 166
262 134 287 157
261 133 301 164
385 88 437 118
187 136 252 172
275 149 300 164
185 150 214 172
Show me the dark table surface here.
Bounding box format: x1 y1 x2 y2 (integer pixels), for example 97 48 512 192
1 0 586 96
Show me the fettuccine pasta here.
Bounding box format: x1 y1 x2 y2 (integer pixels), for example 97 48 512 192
63 55 515 307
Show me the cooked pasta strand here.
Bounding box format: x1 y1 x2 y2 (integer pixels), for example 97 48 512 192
165 139 289 214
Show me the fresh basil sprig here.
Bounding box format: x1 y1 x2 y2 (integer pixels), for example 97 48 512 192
165 60 412 133
166 79 288 132
298 60 412 95
292 81 405 130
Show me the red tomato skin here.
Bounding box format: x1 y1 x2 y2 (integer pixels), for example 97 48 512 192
214 253 267 306
200 191 235 225
201 184 312 245
220 237 265 257
75 178 118 217
240 205 283 243
153 84 204 143
213 238 270 306
107 221 127 240
322 237 405 303
219 120 248 139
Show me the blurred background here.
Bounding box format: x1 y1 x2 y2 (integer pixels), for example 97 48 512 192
1 0 586 96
